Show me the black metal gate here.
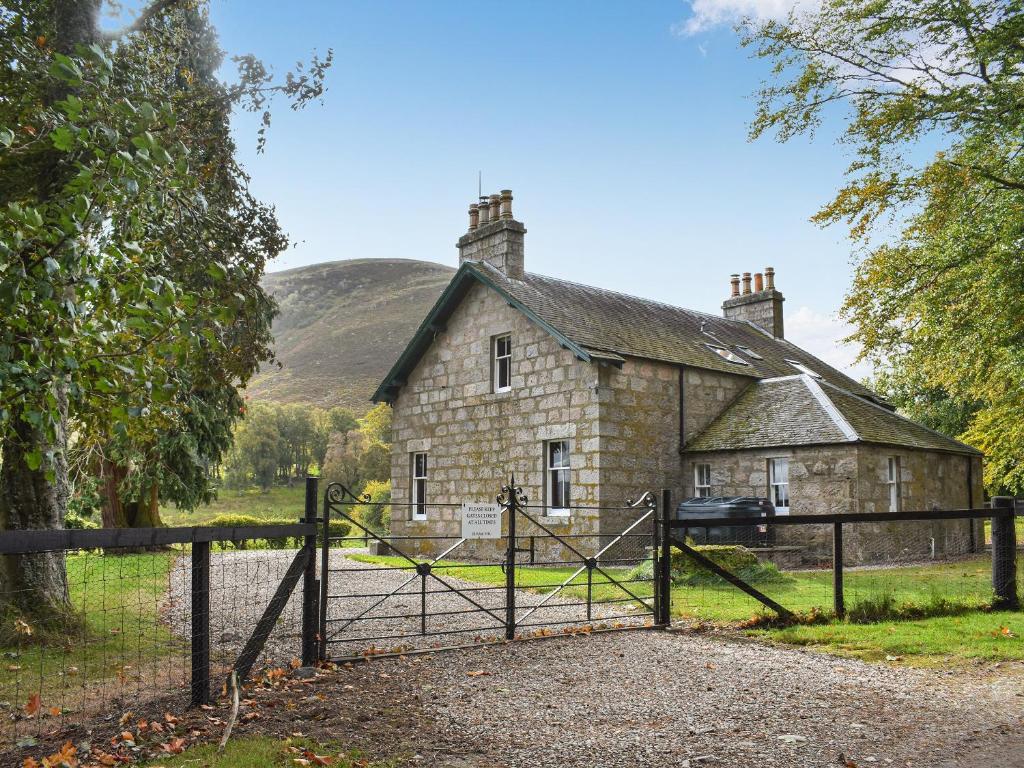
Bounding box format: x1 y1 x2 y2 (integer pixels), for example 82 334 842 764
316 476 666 660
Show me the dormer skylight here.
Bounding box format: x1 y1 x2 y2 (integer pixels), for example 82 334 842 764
705 344 749 365
786 359 821 378
735 345 763 360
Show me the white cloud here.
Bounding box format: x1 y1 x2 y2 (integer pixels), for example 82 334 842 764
785 306 873 382
675 0 813 36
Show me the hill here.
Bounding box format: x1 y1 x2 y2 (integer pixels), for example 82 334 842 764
247 258 455 411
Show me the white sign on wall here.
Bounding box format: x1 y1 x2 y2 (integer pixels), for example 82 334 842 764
461 502 502 540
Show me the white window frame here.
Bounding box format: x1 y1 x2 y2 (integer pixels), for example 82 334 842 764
735 345 763 360
769 458 790 515
545 440 571 516
411 452 428 520
493 333 512 393
887 456 902 513
694 463 712 497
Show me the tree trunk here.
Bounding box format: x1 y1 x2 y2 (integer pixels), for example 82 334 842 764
0 401 74 633
98 458 131 528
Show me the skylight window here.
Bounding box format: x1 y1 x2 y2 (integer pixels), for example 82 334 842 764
786 359 821 378
705 344 749 365
735 345 763 360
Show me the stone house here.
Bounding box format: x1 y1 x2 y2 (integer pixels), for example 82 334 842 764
371 190 983 560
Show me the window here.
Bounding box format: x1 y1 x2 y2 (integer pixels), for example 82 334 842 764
546 440 571 515
694 463 712 497
769 458 790 515
411 452 428 520
735 345 763 360
493 333 512 392
785 359 821 378
887 456 902 512
704 344 749 365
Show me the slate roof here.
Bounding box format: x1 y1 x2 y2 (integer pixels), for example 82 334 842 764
686 375 980 455
372 261 878 403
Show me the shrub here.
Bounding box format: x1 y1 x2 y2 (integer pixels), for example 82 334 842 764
201 514 349 549
355 479 391 535
669 545 791 587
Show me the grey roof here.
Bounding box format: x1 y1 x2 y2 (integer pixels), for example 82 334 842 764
373 261 877 402
686 375 981 455
473 264 876 397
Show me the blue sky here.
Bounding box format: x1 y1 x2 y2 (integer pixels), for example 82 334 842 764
206 0 867 377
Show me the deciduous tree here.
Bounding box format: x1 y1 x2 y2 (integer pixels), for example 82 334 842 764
745 0 1024 491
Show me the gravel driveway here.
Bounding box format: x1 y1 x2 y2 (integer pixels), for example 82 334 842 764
163 548 649 664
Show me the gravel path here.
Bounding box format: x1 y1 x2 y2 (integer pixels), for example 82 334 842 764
158 549 1024 767
163 548 649 663
371 630 1024 767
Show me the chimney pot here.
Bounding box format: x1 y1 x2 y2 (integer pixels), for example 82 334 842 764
754 272 764 292
478 196 490 225
730 274 740 297
468 203 479 231
500 189 513 219
765 266 775 290
742 272 752 295
488 193 501 222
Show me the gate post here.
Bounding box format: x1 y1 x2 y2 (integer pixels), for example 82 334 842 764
301 476 319 666
504 478 518 640
659 489 672 625
190 540 211 706
318 487 331 661
991 496 1019 610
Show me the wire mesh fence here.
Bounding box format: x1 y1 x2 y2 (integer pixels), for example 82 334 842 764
666 508 1020 625
0 530 315 748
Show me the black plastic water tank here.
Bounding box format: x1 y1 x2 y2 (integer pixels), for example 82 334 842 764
674 496 776 547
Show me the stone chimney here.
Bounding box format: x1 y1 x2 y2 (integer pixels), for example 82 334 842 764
458 189 525 279
722 266 784 338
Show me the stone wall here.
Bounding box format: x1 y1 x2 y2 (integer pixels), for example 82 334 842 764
682 445 982 563
681 367 751 446
594 358 684 546
389 280 602 557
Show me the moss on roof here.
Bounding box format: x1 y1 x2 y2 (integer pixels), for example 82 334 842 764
686 375 980 456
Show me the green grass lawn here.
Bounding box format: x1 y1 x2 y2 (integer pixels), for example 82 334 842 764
138 736 395 767
350 552 1024 663
161 484 308 526
1 551 182 708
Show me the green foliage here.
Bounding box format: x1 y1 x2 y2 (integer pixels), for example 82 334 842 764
201 513 350 549
355 479 391 534
320 405 393 494
745 0 1024 492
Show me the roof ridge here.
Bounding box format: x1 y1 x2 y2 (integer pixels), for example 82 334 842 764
521 269 745 326
816 378 982 454
801 374 859 442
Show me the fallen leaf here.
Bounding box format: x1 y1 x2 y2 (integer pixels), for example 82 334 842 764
14 618 33 637
119 712 133 726
302 749 335 766
466 670 490 677
24 693 41 717
48 706 61 716
164 712 179 724
21 758 40 768
160 737 186 754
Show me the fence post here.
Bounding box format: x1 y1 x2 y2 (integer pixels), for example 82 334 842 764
301 476 319 666
190 540 211 706
659 489 672 625
833 522 845 619
318 489 330 661
504 478 518 640
991 496 1019 610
